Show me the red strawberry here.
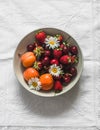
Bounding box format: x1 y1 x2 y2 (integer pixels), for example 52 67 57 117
53 49 62 59
56 34 63 42
54 80 63 93
60 55 71 65
50 59 59 65
35 31 46 43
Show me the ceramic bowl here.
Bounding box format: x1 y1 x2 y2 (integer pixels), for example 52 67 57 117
13 28 83 97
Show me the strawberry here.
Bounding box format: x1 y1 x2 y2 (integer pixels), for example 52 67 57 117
50 59 59 65
35 31 46 43
60 55 71 65
56 34 63 42
53 48 62 59
54 80 63 93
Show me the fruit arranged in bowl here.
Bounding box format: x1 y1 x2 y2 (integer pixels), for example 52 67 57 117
20 30 79 93
13 28 83 97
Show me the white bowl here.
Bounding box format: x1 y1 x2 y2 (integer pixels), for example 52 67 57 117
13 28 83 97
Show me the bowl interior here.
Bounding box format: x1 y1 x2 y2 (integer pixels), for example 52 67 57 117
13 28 83 97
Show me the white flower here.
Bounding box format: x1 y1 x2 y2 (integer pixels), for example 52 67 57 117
49 64 63 77
45 36 60 49
28 77 41 91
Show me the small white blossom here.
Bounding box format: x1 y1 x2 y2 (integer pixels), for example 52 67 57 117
28 77 41 91
45 36 60 49
49 64 63 77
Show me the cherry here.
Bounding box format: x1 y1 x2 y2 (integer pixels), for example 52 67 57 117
63 46 69 54
63 64 71 72
50 59 59 65
69 67 77 77
70 45 78 55
60 44 65 49
44 50 51 56
60 44 69 54
64 74 71 83
33 61 43 70
42 56 50 66
27 44 35 52
38 61 43 70
53 75 62 80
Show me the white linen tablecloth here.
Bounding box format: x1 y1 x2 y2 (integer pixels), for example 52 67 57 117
0 0 100 129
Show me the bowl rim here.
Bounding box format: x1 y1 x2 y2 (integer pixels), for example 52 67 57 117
13 27 83 97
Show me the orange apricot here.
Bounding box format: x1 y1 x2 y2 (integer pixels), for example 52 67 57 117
23 68 39 81
21 52 36 68
40 73 54 90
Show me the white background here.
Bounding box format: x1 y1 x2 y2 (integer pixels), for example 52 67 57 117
0 0 100 129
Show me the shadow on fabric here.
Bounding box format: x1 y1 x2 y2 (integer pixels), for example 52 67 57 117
18 80 81 118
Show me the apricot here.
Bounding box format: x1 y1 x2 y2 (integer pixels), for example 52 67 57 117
21 52 36 68
40 73 54 90
23 68 39 81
